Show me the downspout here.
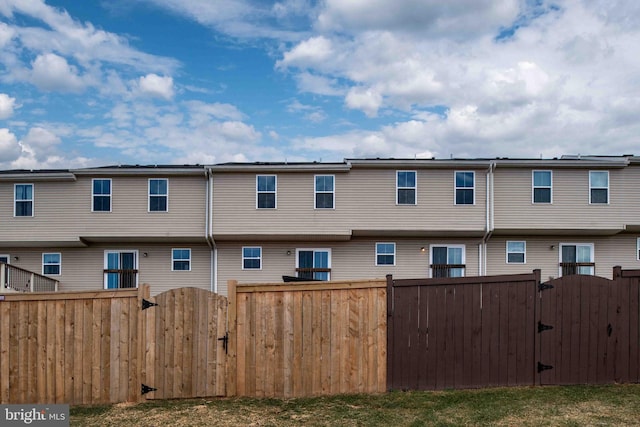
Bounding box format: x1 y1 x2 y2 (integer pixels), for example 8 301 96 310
205 168 216 292
481 161 496 275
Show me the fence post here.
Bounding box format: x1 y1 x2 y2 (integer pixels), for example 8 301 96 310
385 274 393 392
0 263 5 291
226 280 237 397
29 273 34 292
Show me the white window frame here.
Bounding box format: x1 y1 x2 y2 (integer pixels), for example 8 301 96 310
42 252 61 276
429 244 466 278
103 250 139 289
636 238 640 261
148 178 169 212
14 183 34 217
396 170 417 205
314 175 335 209
171 248 191 272
375 242 396 266
242 246 262 270
0 254 10 264
454 171 475 205
506 241 526 264
256 175 277 209
589 171 609 204
532 170 552 204
92 178 112 212
296 248 332 280
559 243 594 276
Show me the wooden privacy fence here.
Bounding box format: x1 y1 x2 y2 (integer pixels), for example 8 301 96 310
227 279 387 398
0 286 147 405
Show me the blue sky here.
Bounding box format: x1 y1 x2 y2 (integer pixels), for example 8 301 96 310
0 0 639 168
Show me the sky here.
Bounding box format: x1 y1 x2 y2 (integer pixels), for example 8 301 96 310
0 0 639 169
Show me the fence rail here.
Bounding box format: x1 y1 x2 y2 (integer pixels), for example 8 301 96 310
0 262 59 293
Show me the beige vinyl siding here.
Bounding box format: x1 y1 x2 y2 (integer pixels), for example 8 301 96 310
494 167 640 231
216 238 481 296
0 175 207 243
3 244 211 295
212 168 487 238
486 235 640 280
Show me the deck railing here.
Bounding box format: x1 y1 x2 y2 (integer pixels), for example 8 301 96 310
0 262 59 292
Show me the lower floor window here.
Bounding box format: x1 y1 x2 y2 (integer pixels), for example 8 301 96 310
296 249 331 280
242 247 262 270
376 242 396 266
42 253 61 275
560 244 594 276
430 245 465 278
104 250 138 289
172 248 191 271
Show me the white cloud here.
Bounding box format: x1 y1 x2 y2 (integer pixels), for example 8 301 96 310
0 128 22 162
345 87 383 117
0 94 16 119
137 74 175 100
277 36 334 69
30 53 88 92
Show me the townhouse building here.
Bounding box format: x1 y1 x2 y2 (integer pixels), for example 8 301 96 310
210 155 640 295
0 165 213 295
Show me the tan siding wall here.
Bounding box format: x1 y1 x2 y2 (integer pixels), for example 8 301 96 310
494 167 639 230
3 244 211 295
216 238 481 296
0 175 207 242
486 235 640 280
212 168 487 237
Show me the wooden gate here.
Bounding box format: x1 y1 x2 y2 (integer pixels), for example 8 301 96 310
388 268 640 390
142 287 228 399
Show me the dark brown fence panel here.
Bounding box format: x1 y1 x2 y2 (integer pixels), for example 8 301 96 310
387 272 539 391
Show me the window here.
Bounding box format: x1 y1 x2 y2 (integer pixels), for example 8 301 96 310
92 179 112 212
455 171 474 205
376 243 396 266
506 241 526 264
314 175 334 209
256 175 276 209
172 248 191 271
589 171 609 204
532 170 552 203
14 184 33 217
560 244 594 276
638 238 640 260
296 249 331 280
42 253 61 275
396 171 416 205
104 251 138 289
430 245 465 277
149 179 168 212
242 247 262 269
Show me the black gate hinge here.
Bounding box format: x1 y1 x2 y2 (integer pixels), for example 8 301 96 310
538 282 554 292
142 298 158 310
218 332 229 354
537 362 553 373
141 384 157 395
538 321 554 333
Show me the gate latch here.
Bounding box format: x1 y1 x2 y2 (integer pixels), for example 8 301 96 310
141 383 157 395
537 362 553 373
218 332 229 354
538 321 554 333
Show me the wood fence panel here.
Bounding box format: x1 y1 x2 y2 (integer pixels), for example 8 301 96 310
231 279 387 398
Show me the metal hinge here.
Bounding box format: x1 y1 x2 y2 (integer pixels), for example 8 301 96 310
141 384 157 395
538 321 554 333
218 332 229 354
537 362 553 373
142 299 158 310
538 282 554 292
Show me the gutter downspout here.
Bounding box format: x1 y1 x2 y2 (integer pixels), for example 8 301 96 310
205 168 216 293
481 161 496 275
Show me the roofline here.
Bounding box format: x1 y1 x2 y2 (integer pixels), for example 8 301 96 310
72 166 206 176
0 171 76 182
348 157 631 169
209 162 351 173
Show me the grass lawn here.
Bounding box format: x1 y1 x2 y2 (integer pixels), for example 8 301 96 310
70 384 640 426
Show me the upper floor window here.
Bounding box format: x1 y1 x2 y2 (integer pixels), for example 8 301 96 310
14 184 33 217
506 241 526 264
149 179 168 212
242 247 262 270
560 243 594 276
589 171 609 204
314 175 334 209
172 248 191 271
297 248 331 280
42 253 61 275
430 245 465 278
92 179 111 212
396 171 416 205
376 242 396 266
532 170 552 203
256 175 276 209
455 171 474 205
637 238 640 260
